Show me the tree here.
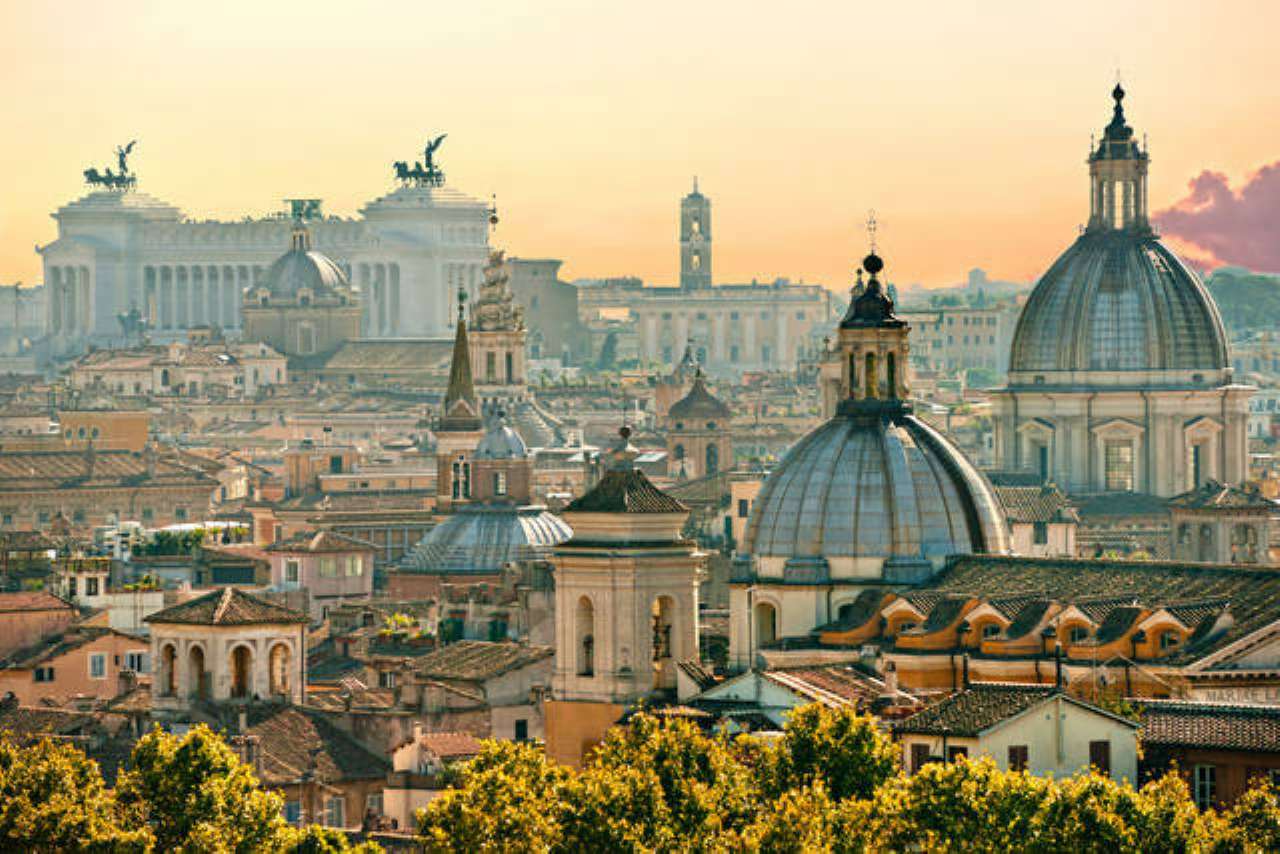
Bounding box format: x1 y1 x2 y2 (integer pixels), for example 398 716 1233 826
760 703 899 801
418 740 571 853
1214 780 1280 853
283 825 383 853
115 724 291 853
0 736 150 851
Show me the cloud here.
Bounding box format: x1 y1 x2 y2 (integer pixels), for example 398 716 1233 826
1153 161 1280 273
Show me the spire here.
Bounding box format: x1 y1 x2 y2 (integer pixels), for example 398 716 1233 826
692 175 699 194
440 288 482 433
841 239 901 329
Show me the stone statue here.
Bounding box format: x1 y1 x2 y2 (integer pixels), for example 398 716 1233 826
423 134 447 171
115 140 137 176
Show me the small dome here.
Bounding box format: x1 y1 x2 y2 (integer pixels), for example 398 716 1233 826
668 371 731 422
743 413 1009 567
260 224 350 299
1009 231 1228 378
475 417 528 459
400 505 571 573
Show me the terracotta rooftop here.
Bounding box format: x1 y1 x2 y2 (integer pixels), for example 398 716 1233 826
1139 699 1280 752
994 485 1079 524
894 683 1079 737
565 468 687 514
145 587 308 626
763 665 903 708
413 640 553 682
418 731 483 760
0 590 75 614
266 530 377 554
246 704 389 786
1168 480 1279 512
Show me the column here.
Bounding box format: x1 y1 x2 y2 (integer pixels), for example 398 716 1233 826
192 267 204 326
374 267 386 335
80 267 92 337
389 264 401 335
776 310 788 368
176 267 189 328
1122 181 1133 228
744 314 757 368
64 268 77 332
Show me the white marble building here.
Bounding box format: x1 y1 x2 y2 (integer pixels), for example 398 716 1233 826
37 179 491 356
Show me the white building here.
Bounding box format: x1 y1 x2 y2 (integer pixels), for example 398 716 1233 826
37 159 491 356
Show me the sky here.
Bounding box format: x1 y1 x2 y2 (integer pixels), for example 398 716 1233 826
1 0 1278 291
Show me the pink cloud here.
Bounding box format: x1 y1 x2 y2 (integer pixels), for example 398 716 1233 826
1153 162 1280 273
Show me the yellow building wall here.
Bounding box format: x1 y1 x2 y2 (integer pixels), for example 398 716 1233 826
544 699 624 769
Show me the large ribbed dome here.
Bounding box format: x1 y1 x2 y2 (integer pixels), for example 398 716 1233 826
743 412 1009 569
1009 231 1228 378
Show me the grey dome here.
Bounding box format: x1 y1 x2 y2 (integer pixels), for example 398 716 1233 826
261 231 350 300
743 413 1009 566
1010 231 1228 377
401 505 571 573
475 419 529 459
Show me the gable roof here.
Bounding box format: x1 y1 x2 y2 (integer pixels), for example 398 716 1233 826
413 640 553 682
0 591 75 614
892 682 1137 737
145 587 308 626
418 731 483 760
995 485 1079 524
265 530 376 554
246 705 389 785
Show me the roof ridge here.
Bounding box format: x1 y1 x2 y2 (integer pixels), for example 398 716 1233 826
213 588 235 624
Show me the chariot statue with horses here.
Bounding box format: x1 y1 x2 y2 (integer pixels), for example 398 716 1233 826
84 140 138 191
393 134 447 187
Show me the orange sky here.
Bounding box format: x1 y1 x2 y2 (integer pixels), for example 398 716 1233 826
1 0 1278 291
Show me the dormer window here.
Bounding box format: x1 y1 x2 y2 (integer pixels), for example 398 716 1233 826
1159 630 1181 651
1069 626 1090 644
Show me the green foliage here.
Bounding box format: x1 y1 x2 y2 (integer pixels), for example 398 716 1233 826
283 824 383 853
139 528 206 556
0 736 150 851
1206 268 1280 336
1213 780 1280 853
760 704 899 801
115 724 291 853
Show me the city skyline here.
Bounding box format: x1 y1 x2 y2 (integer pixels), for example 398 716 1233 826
2 0 1278 291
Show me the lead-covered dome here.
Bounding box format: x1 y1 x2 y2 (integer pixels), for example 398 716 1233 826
401 506 571 573
743 412 1009 576
1009 231 1228 377
261 222 350 300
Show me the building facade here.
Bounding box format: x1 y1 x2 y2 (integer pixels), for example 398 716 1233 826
36 155 490 355
991 86 1252 498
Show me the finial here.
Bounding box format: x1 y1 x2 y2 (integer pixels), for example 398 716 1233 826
488 193 499 227
619 425 632 441
866 209 878 254
693 175 699 194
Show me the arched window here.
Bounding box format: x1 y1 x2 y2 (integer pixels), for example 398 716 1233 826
1159 630 1182 651
981 623 1002 639
493 471 507 496
652 596 675 661
1177 523 1191 546
231 645 253 699
706 444 719 475
673 444 685 461
505 351 514 383
1199 524 1214 562
1068 625 1091 644
754 602 778 647
576 597 595 676
160 643 177 697
187 645 207 700
848 353 857 397
865 353 877 399
269 643 291 696
886 352 897 398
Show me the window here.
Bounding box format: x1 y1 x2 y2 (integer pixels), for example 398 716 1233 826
345 556 362 577
1104 440 1134 492
68 577 77 597
324 797 345 828
86 577 99 596
175 507 188 522
1194 764 1217 809
1089 740 1111 776
378 671 396 689
89 653 107 679
141 508 154 523
34 667 54 682
1159 630 1181 651
125 651 148 673
947 745 969 762
1069 626 1090 644
493 471 507 496
285 559 300 583
1033 522 1049 545
319 558 337 578
485 351 496 382
1008 745 1029 772
283 801 302 823
981 623 1002 639
910 743 931 772
365 793 383 816
738 499 750 518
514 719 529 741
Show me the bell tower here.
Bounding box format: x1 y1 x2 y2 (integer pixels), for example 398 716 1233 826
835 222 911 415
545 427 704 766
679 178 712 290
1087 83 1150 232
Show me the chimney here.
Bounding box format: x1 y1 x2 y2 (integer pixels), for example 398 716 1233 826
1054 645 1064 689
962 652 971 688
882 661 899 697
117 668 137 696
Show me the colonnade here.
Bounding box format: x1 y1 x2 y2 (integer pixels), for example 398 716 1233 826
355 262 402 336
144 264 251 330
47 266 91 335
